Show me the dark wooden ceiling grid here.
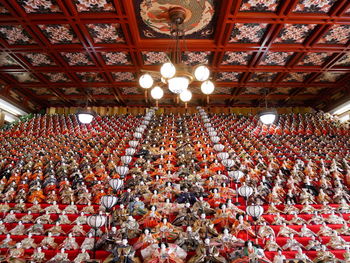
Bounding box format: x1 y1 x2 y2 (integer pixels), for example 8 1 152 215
0 0 349 110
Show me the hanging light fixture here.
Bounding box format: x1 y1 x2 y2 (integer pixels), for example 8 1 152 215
139 7 214 104
151 86 164 107
139 73 154 89
259 109 278 125
180 89 192 102
77 108 95 124
77 88 96 124
259 87 278 125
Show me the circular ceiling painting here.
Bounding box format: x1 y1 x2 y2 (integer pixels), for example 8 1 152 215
140 0 215 36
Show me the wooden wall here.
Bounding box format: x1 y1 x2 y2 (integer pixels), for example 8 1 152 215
47 106 313 116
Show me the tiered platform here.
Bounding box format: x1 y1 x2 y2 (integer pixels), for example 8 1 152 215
0 110 349 262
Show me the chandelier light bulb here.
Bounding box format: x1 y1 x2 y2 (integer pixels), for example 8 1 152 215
201 80 215 95
160 62 176 79
151 86 164 100
168 76 190 94
180 89 192 102
194 65 210 81
139 73 154 89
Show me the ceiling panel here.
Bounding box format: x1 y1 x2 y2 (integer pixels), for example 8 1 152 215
0 0 349 111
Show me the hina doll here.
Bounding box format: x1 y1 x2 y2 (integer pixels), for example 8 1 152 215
60 233 79 250
81 233 95 250
192 196 215 215
9 221 26 235
176 188 196 205
271 213 287 225
294 247 312 263
107 238 139 263
333 187 350 203
0 220 8 234
28 201 41 213
216 228 244 254
305 235 322 250
58 211 71 224
46 190 58 204
21 232 37 249
313 245 336 262
138 205 162 228
35 211 53 224
133 228 158 250
258 222 275 238
128 197 147 216
120 188 136 204
231 215 255 238
12 199 26 213
265 235 281 251
212 204 235 228
158 198 182 216
142 242 187 263
299 200 316 214
74 249 91 263
172 203 198 226
47 248 69 262
317 189 331 204
70 221 86 236
81 201 95 214
188 237 227 263
4 243 26 263
272 250 286 263
28 186 46 203
113 204 129 226
277 223 299 237
317 222 334 236
4 211 18 223
176 226 201 252
0 234 15 248
120 216 141 239
27 219 45 235
96 227 122 251
266 203 283 215
338 198 350 213
283 200 299 214
337 222 350 235
326 211 344 224
0 202 11 213
46 222 66 236
60 187 75 204
208 188 225 208
282 234 304 251
193 213 218 239
63 202 79 214
299 224 316 237
226 199 244 215
30 247 46 262
154 218 180 241
307 211 325 225
20 211 34 224
40 232 57 249
288 213 307 225
326 230 348 249
74 212 87 225
76 189 92 205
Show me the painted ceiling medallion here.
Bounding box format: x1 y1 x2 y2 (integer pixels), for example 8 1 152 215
139 0 214 36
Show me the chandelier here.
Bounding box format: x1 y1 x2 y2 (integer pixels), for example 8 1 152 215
259 88 278 125
138 7 215 105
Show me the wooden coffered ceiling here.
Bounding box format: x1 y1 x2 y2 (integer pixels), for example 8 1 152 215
1 0 350 111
